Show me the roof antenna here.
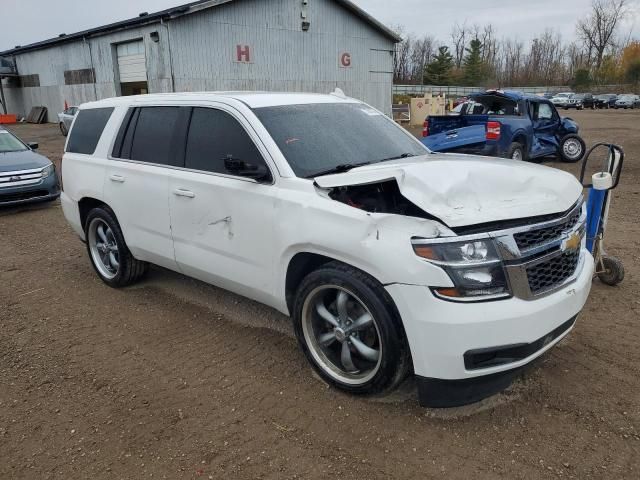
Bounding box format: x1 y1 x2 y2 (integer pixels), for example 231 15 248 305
331 87 347 99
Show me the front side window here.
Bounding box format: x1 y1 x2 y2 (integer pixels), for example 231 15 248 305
254 103 427 178
537 103 554 121
129 107 181 165
66 107 114 154
184 107 268 176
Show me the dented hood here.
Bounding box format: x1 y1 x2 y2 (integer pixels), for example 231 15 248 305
314 154 583 228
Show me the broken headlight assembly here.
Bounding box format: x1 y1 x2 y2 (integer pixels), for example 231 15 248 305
412 239 511 302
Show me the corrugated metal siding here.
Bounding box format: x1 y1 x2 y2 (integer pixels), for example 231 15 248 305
6 0 394 119
169 0 394 114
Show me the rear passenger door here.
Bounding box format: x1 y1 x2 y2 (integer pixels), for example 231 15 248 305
105 106 184 271
167 106 278 305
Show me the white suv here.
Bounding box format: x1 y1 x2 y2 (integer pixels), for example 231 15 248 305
61 92 593 407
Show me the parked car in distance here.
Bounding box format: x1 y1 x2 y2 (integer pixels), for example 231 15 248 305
614 94 640 109
550 92 573 108
565 93 594 110
58 106 78 136
594 94 618 109
422 90 586 162
0 127 60 206
61 92 593 408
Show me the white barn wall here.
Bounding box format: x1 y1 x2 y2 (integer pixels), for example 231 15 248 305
169 0 394 113
5 0 395 120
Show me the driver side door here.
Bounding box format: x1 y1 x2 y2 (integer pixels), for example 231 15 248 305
529 101 560 159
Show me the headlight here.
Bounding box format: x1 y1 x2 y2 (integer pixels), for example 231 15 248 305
413 239 511 301
41 164 55 178
413 239 499 265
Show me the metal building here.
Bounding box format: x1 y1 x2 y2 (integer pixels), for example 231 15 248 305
0 0 399 121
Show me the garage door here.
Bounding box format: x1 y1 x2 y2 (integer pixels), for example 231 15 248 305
117 40 147 83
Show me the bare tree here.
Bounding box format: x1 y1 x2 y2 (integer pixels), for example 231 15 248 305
393 26 412 83
450 22 468 69
577 0 628 69
410 35 435 84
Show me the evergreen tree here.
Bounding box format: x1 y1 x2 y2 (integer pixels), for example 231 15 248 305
424 46 454 85
463 38 486 86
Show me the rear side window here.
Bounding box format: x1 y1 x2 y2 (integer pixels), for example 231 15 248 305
184 107 267 175
129 107 181 165
66 108 114 154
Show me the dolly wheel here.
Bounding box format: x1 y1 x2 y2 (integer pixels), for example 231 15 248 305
598 256 625 286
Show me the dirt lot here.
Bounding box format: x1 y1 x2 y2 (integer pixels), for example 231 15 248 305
1 110 639 479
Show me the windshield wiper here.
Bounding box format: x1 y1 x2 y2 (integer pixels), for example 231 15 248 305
377 152 416 162
308 162 371 179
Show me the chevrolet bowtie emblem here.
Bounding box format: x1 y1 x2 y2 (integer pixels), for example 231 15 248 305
561 232 581 252
10 176 22 182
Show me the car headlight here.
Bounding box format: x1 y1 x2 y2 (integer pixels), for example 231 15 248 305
413 239 510 302
41 164 55 178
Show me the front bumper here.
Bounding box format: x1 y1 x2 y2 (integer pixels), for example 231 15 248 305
386 250 594 407
0 173 60 207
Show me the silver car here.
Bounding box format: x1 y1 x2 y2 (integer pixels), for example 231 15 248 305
57 106 78 136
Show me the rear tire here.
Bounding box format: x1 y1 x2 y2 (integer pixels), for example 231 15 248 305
292 261 411 397
84 207 148 288
598 256 625 286
59 122 68 136
507 142 526 161
558 134 586 163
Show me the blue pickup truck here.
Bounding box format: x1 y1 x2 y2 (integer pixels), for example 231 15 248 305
422 90 586 162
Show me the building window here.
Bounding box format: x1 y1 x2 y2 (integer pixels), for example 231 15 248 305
64 68 96 85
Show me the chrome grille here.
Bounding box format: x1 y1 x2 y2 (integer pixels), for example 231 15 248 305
496 199 586 300
0 168 44 189
514 209 581 251
526 250 581 294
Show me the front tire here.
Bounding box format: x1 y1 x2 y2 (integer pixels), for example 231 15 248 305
84 207 148 287
558 134 586 163
59 122 68 136
293 262 410 396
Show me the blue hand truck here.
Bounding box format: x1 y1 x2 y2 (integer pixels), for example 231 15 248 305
579 143 625 286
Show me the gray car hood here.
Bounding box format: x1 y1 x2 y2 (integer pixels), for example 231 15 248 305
0 149 52 172
314 154 583 228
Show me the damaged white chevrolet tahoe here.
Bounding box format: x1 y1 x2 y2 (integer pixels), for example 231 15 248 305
61 92 593 407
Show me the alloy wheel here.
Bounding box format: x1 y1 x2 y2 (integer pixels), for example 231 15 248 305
88 218 120 279
301 285 382 385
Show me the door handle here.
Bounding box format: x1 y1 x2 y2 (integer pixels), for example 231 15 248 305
172 188 196 198
109 174 125 183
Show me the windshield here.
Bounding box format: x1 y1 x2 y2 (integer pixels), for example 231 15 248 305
254 103 427 178
0 131 27 153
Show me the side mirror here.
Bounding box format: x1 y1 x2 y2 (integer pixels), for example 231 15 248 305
224 156 270 182
28 142 39 150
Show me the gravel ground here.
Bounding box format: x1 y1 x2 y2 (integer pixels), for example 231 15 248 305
1 109 639 479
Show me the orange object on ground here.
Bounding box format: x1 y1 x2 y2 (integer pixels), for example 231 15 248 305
0 114 17 124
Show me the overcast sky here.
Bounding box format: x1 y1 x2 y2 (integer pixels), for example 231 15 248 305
1 0 639 52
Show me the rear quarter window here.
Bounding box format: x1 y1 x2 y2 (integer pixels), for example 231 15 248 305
66 108 114 155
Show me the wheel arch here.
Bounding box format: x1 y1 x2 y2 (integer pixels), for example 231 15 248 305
78 197 111 230
511 131 528 152
284 250 390 317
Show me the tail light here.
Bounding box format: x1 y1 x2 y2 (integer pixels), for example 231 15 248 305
486 121 501 141
422 120 429 137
